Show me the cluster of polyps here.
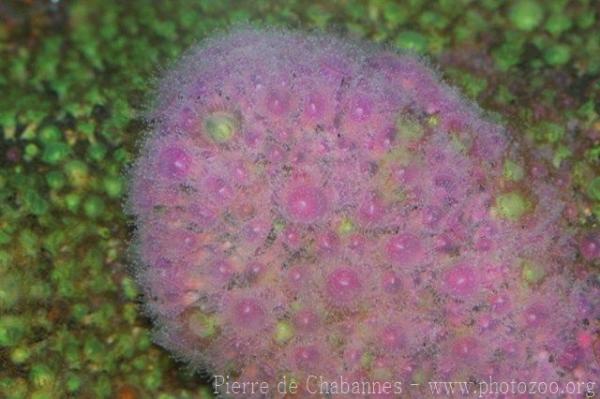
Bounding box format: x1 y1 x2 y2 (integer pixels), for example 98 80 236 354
128 27 599 397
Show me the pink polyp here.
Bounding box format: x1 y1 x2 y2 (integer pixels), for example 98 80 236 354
231 161 251 185
187 203 218 229
210 260 234 284
304 91 327 120
287 265 309 292
326 267 362 303
265 89 291 116
231 298 265 330
378 325 404 352
243 130 261 147
523 303 549 329
579 234 600 261
293 309 319 332
316 230 340 254
157 146 191 179
451 336 480 360
169 106 198 133
284 185 328 223
444 264 477 297
349 96 373 122
294 345 320 370
422 206 443 227
558 344 583 370
282 225 302 249
489 294 510 314
243 219 271 243
358 193 386 224
386 233 424 267
381 271 402 294
244 261 266 283
348 234 365 252
204 176 234 202
265 143 286 164
576 331 593 351
167 229 199 256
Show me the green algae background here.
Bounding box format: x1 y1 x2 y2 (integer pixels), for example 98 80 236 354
1 0 599 398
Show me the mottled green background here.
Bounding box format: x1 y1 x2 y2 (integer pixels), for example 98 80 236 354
1 0 599 398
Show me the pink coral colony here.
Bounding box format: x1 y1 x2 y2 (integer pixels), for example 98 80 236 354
128 27 599 397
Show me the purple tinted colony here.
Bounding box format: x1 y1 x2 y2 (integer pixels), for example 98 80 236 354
128 28 600 396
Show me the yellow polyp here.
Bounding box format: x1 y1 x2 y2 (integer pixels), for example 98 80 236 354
395 114 424 140
427 115 440 127
360 352 374 369
521 260 545 285
273 217 286 233
372 366 393 381
327 333 344 349
203 111 239 143
412 369 427 385
450 133 469 154
188 312 218 339
503 159 525 181
274 321 294 344
290 301 302 312
494 191 531 221
337 217 355 235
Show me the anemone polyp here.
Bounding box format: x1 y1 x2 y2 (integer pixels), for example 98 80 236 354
230 297 265 330
444 264 477 297
378 325 405 352
386 233 424 267
127 27 600 396
203 110 239 143
283 184 328 223
292 309 319 332
325 267 362 305
157 145 191 178
294 345 320 370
